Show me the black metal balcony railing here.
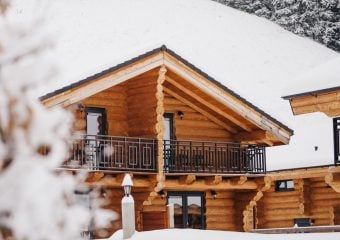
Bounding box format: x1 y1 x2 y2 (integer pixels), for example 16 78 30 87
163 140 266 174
64 134 157 172
63 134 266 174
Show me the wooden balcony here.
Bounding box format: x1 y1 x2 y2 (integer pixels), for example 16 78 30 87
63 134 157 172
163 140 266 174
63 134 266 174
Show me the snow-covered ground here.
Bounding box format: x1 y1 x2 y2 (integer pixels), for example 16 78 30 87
10 0 340 170
108 229 340 240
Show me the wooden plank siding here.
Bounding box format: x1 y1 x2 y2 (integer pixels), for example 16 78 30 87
83 84 129 136
70 69 159 138
205 191 237 231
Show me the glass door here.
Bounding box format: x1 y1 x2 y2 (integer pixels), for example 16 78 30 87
85 107 107 169
167 192 205 229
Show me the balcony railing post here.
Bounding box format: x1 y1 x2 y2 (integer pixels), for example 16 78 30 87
214 142 217 173
189 141 192 173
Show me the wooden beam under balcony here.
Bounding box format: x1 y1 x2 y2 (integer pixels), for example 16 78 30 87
164 178 258 190
179 174 196 185
86 175 155 189
206 176 222 185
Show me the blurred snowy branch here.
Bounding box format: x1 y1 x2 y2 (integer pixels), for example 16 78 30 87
0 1 114 239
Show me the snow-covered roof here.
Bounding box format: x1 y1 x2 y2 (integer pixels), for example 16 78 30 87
283 56 340 99
11 0 340 169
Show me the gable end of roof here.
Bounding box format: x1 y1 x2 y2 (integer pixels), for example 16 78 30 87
40 45 293 135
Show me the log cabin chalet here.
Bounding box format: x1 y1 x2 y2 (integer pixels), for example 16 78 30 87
40 46 340 237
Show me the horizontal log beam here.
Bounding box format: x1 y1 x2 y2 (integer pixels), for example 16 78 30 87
164 179 258 190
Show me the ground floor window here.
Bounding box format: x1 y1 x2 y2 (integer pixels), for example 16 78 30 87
275 180 294 192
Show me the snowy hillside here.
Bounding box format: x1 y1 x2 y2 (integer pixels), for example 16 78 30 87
213 0 340 52
10 0 340 169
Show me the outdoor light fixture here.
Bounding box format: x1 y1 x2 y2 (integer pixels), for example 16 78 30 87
177 111 184 120
122 174 133 197
159 190 167 199
211 190 217 200
100 188 107 198
77 103 85 112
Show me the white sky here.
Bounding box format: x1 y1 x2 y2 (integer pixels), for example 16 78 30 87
10 0 340 170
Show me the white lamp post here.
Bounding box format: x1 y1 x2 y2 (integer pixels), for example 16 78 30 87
121 174 135 239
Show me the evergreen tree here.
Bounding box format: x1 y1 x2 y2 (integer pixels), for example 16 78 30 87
213 0 340 52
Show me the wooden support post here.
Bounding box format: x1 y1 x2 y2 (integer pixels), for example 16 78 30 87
243 176 272 232
325 172 340 193
143 65 167 206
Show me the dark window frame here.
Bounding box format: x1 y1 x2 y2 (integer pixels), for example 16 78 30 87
167 191 206 229
333 117 340 165
294 218 313 227
275 180 294 192
164 113 175 140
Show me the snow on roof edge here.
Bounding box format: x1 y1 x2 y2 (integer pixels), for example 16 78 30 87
282 86 340 100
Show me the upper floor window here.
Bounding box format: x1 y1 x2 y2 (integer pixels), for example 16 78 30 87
275 180 294 192
333 117 340 164
85 107 107 136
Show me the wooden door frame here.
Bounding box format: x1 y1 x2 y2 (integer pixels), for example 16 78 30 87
164 112 175 140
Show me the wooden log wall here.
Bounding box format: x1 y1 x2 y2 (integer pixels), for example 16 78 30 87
66 104 87 134
234 191 258 232
308 177 339 226
205 191 236 231
125 73 158 138
73 83 129 136
257 177 340 229
70 70 158 138
141 195 168 231
257 179 306 228
163 92 233 142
